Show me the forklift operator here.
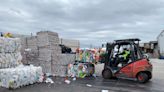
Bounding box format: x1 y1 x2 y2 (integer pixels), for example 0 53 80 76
112 47 130 67
118 48 130 63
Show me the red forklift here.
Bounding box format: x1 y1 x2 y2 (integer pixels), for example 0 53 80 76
102 38 152 83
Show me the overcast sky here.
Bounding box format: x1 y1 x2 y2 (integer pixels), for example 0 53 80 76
0 0 164 47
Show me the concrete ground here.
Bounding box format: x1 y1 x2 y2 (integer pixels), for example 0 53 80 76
1 59 164 92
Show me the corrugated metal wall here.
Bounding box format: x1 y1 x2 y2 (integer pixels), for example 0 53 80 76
158 31 164 56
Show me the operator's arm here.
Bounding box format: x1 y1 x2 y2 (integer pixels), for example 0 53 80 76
118 51 125 55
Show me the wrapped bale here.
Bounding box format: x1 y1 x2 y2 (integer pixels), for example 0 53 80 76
51 54 75 76
52 54 76 65
0 37 22 68
0 37 21 53
0 65 43 89
37 31 59 47
20 38 27 64
26 37 37 48
67 63 95 78
0 52 22 69
38 48 52 61
38 46 61 58
51 64 67 77
40 60 52 74
25 48 39 65
28 59 40 67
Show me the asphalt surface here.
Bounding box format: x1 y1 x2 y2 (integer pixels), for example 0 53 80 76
1 59 164 92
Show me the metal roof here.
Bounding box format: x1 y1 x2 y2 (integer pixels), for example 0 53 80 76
114 38 140 42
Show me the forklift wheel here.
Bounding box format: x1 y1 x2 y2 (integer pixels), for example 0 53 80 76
102 69 112 79
137 72 149 83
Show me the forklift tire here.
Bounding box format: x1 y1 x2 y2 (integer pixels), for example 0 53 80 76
137 72 149 83
102 69 112 79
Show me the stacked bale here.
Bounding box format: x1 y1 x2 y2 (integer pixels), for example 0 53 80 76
0 37 22 68
20 31 76 77
37 31 61 74
26 36 38 51
0 65 43 89
20 38 27 64
0 37 43 89
36 31 76 76
52 54 76 77
26 36 39 65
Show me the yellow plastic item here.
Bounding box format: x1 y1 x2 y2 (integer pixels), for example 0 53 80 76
4 33 13 38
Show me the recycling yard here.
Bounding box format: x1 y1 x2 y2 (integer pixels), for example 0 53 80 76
1 1 164 92
0 59 164 92
0 31 164 92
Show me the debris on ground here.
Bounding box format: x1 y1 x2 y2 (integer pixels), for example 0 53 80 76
72 77 76 81
101 90 109 92
64 80 71 84
45 78 54 84
92 74 97 78
86 84 92 87
64 76 71 84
